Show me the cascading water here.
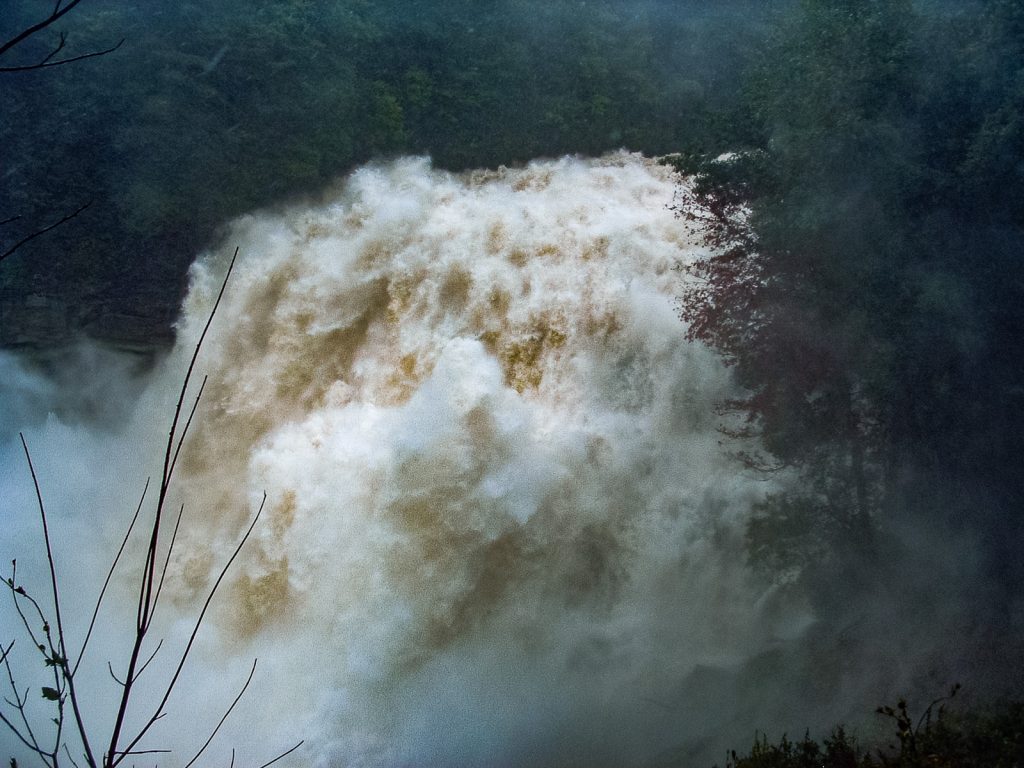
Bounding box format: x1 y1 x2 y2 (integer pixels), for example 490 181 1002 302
2 153 801 767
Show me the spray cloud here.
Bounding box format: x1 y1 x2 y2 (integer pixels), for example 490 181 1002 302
2 154 802 768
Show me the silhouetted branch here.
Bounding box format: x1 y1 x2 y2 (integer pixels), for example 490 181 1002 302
2 249 299 768
62 741 82 768
19 435 97 768
0 38 124 73
0 202 91 265
150 507 184 617
182 660 258 768
73 480 150 677
257 741 305 768
0 640 47 764
112 494 268 767
0 0 121 73
106 662 125 688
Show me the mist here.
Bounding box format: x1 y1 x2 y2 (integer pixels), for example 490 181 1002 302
3 155 780 767
3 1 1024 766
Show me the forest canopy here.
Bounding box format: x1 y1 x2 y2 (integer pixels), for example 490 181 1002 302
0 0 781 345
673 0 1024 623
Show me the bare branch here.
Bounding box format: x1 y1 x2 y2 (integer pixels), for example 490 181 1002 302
161 247 239 490
166 378 207 493
18 434 97 768
1 641 49 766
107 661 125 688
0 39 125 73
107 251 239 767
73 479 151 677
112 494 267 767
0 202 91 264
139 248 238 637
150 506 184 617
6 562 50 653
257 740 305 768
63 742 83 768
0 0 121 76
129 639 164 686
182 660 257 768
0 0 88 58
0 708 51 768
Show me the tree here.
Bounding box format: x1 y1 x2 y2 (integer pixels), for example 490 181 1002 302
674 0 1024 597
2 251 302 768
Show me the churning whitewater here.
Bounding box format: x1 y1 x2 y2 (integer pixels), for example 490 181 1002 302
4 154 794 767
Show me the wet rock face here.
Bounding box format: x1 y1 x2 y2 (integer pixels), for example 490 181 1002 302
0 292 176 350
0 294 71 347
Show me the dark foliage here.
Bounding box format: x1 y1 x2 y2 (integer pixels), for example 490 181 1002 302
717 690 1024 768
674 0 1024 607
0 0 785 346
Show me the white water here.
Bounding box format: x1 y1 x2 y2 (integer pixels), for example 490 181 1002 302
1 154 800 767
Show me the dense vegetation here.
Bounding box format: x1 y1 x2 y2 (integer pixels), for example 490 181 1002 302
674 0 1024 627
718 693 1024 768
0 0 782 344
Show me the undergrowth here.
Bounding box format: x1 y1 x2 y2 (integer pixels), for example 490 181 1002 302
716 686 1024 768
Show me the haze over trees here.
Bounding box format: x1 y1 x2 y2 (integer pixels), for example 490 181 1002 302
0 0 781 346
2 0 1024 764
675 0 1024 624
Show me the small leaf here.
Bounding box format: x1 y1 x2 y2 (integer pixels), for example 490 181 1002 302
41 687 60 701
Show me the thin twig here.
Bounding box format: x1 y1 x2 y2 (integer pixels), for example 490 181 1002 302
1 639 45 759
182 660 257 768
107 250 238 767
107 661 126 687
0 0 86 57
257 740 305 768
166 377 207 492
161 247 239 490
38 31 67 65
0 709 50 765
150 506 184 617
74 479 151 676
0 202 91 264
0 39 124 72
113 495 267 767
130 639 164 685
6 562 49 653
140 248 237 636
19 434 97 768
64 742 84 768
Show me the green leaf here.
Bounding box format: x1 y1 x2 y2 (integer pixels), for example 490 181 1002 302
41 687 60 701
